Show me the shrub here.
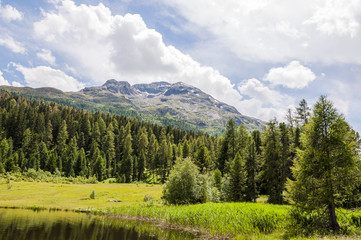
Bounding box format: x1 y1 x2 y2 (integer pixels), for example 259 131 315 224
90 190 95 199
162 158 201 204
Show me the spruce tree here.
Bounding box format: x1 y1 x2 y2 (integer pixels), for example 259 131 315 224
229 152 246 202
296 99 310 126
120 133 133 183
262 119 284 204
245 139 258 202
194 144 212 173
286 96 361 231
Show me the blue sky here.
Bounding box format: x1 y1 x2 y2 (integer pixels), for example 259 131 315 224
1 0 361 132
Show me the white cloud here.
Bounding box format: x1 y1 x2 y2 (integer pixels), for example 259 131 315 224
304 0 360 38
11 81 23 87
14 64 84 92
37 49 56 65
0 70 10 86
159 0 361 64
0 1 23 22
32 0 242 108
264 61 316 89
0 35 26 54
237 78 295 121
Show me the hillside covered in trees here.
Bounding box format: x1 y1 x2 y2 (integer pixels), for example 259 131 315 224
0 90 360 198
1 90 360 232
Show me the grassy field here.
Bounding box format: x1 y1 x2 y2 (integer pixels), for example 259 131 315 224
0 181 162 210
1 180 361 239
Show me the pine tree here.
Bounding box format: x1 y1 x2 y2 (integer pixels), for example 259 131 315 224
29 144 40 171
245 139 258 202
64 136 78 177
182 139 190 158
56 120 68 162
39 141 49 170
286 96 361 231
148 132 158 182
77 148 88 177
103 129 115 178
158 128 170 182
296 99 310 126
262 119 284 204
225 118 237 160
137 127 148 180
120 133 133 183
236 124 250 158
94 154 106 181
229 152 246 202
194 144 212 173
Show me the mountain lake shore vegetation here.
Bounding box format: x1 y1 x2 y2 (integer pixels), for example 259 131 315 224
0 90 361 239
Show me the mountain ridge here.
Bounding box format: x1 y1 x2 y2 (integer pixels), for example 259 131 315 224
0 80 264 135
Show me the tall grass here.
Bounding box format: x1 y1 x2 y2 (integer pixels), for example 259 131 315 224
102 202 289 236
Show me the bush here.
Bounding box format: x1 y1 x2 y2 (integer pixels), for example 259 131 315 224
90 190 95 199
162 158 202 204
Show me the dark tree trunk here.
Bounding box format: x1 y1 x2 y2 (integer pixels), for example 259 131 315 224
328 203 340 232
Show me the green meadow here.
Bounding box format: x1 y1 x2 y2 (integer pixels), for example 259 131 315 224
1 180 361 239
0 181 162 210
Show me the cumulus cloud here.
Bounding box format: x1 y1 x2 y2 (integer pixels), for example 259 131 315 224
0 35 26 54
304 0 360 38
14 64 84 92
37 49 56 65
0 1 23 22
11 81 23 87
0 70 10 86
159 0 361 64
237 78 295 120
264 61 316 89
32 0 241 107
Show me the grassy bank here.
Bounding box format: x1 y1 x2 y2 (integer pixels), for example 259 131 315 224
1 181 361 239
102 202 290 237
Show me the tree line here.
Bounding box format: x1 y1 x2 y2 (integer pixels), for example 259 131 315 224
163 96 361 232
0 90 218 182
0 90 360 231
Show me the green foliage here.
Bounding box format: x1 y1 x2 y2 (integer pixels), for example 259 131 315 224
0 91 218 184
213 169 222 190
162 158 201 204
229 152 246 202
1 169 98 184
90 190 95 199
286 96 361 232
262 119 292 204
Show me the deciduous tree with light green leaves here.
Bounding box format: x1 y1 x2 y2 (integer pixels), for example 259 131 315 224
286 96 361 232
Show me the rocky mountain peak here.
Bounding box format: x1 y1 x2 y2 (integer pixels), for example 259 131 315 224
102 79 138 95
164 82 202 96
133 81 171 95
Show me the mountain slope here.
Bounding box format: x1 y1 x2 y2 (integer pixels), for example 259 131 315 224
0 80 264 135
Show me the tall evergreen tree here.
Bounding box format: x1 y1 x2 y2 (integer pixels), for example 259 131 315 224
262 119 284 204
137 127 148 180
296 99 310 126
245 139 258 202
286 96 361 231
229 152 246 202
194 144 212 173
120 133 133 183
103 129 115 178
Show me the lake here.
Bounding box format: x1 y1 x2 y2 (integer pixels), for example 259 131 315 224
0 208 197 240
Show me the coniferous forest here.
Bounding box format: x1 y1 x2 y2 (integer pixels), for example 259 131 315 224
1 90 361 234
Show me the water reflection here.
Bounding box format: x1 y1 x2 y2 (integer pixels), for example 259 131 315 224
0 208 196 240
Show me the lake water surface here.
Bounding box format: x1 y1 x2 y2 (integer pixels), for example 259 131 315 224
0 208 196 240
